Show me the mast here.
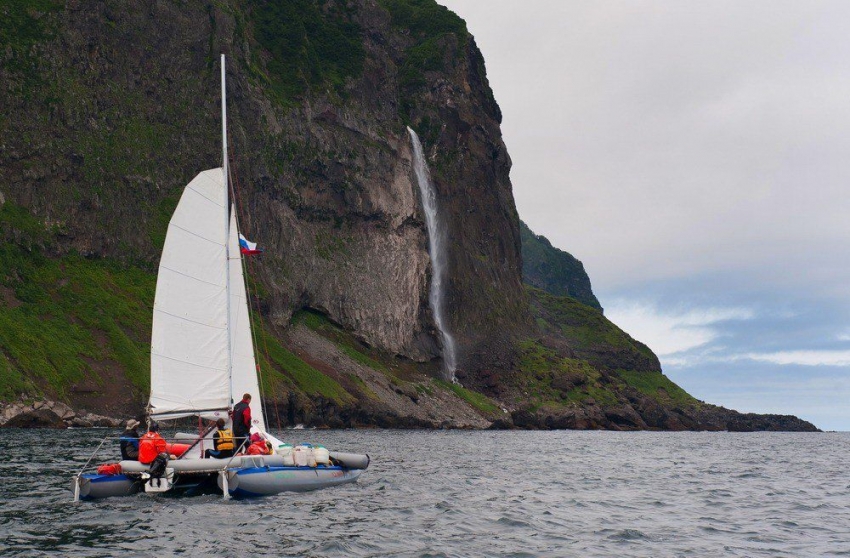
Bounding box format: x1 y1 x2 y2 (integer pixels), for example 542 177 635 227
222 53 234 407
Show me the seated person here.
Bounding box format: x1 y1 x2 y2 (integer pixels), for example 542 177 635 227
119 419 140 460
204 418 235 459
138 422 168 465
246 433 272 455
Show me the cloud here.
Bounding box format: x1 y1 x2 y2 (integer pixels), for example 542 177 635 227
604 299 753 356
742 350 850 367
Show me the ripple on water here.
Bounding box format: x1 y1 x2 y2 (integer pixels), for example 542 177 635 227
2 430 850 556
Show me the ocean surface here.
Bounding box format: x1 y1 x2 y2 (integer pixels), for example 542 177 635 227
1 429 849 557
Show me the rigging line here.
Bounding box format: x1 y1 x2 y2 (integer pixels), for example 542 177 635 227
150 351 228 371
229 151 282 433
227 142 274 431
248 250 283 432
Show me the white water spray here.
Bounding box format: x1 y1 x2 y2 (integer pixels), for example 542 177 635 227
408 127 458 379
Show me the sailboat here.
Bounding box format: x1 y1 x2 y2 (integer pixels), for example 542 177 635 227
71 55 369 500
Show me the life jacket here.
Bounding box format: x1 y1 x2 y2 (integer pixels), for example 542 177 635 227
247 441 270 455
97 463 122 476
215 429 235 451
138 432 167 464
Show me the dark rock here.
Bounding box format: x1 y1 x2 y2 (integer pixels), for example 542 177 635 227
4 409 66 428
604 405 647 430
487 417 514 430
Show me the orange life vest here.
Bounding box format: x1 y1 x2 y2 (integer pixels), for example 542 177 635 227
246 441 270 455
138 432 167 464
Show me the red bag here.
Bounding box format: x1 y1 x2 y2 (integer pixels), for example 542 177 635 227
97 463 122 476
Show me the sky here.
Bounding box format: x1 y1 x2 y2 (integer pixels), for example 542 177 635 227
439 0 850 430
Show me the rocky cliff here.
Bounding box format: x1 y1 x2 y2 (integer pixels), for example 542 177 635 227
520 220 602 312
0 0 817 432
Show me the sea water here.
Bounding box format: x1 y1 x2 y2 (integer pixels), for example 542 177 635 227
2 429 849 557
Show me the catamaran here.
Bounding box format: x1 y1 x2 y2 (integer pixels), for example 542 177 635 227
71 55 369 501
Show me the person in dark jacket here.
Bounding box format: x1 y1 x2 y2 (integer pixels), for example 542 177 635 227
119 419 140 460
232 393 252 452
204 418 235 459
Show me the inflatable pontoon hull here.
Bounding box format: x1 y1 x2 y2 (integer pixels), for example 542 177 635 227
73 453 370 500
221 466 365 497
74 474 141 500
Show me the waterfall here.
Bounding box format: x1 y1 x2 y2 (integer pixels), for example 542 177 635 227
408 127 458 379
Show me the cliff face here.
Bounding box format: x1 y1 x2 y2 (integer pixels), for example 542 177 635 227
1 0 526 367
0 0 817 432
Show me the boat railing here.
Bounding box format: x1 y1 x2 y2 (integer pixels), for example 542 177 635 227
217 436 252 500
72 435 113 502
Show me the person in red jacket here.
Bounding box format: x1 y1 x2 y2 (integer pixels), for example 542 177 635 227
246 432 272 455
231 393 252 452
138 422 168 464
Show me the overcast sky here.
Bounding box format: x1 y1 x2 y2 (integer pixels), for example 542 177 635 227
440 0 850 430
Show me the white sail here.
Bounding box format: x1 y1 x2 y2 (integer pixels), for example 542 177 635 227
228 209 266 432
149 168 231 420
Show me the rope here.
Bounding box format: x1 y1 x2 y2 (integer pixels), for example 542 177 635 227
248 254 284 432
227 140 283 433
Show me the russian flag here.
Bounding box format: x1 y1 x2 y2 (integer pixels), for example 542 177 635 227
239 233 263 256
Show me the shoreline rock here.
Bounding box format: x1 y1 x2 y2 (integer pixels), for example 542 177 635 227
0 397 818 432
0 399 122 429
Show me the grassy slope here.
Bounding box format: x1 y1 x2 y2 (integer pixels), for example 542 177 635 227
0 205 153 401
521 286 699 411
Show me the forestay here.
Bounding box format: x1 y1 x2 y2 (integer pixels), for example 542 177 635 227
228 210 266 432
150 168 231 420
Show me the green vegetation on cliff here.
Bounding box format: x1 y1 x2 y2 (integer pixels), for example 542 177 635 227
528 286 657 369
519 285 699 419
0 0 63 80
0 205 153 401
378 0 469 120
520 221 602 312
250 0 364 104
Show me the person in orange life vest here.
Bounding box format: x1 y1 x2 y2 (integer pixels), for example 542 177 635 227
138 422 173 464
204 418 235 459
231 393 252 451
246 432 271 455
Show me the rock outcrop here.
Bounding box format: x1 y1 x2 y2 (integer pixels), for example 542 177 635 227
0 400 121 429
520 220 603 312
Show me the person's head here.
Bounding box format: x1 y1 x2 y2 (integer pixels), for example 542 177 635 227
242 393 252 402
148 422 160 433
126 419 140 431
250 433 262 443
216 418 226 429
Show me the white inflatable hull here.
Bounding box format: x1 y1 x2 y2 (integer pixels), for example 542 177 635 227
220 466 365 497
